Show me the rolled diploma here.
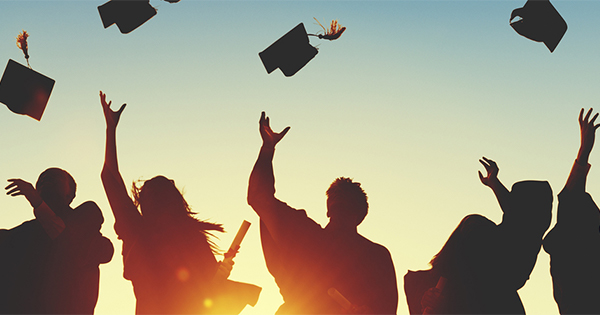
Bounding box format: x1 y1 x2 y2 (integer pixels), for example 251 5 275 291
228 220 251 255
328 288 352 311
435 277 447 290
422 277 447 314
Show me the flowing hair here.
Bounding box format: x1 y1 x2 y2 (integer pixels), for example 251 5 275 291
429 214 497 279
131 176 224 254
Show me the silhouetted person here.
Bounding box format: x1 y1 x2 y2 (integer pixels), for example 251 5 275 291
543 108 600 314
0 168 114 314
247 112 398 314
405 157 552 314
405 214 499 314
99 91 260 314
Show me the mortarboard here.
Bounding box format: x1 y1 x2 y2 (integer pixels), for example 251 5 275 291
98 0 157 34
510 0 567 52
259 23 318 77
0 59 55 121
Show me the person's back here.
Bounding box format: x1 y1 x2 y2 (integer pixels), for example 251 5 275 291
99 92 261 315
323 229 397 314
542 108 600 314
0 219 52 314
122 218 219 314
248 112 398 314
41 201 114 314
0 168 113 314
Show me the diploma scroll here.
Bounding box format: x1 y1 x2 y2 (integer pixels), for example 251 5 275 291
226 220 251 258
328 288 352 311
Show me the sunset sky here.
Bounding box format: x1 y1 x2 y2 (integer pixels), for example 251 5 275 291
2 0 600 314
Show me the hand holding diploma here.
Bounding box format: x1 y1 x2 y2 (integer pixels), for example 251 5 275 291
328 288 371 314
214 221 251 282
422 277 447 314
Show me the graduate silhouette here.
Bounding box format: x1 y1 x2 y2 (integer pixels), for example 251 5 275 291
247 112 398 314
99 91 260 314
543 108 600 314
405 157 552 314
0 168 113 314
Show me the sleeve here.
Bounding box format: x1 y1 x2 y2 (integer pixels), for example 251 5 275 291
257 198 322 248
0 229 8 247
33 202 66 240
563 159 591 193
556 189 600 231
101 164 143 241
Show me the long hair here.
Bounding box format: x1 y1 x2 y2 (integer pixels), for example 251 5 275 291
131 175 224 254
429 214 497 279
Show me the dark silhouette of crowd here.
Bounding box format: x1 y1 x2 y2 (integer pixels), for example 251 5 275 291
3 0 595 313
3 100 600 314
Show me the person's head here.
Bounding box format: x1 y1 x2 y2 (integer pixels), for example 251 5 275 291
132 175 192 224
510 180 553 234
132 175 224 247
326 177 368 227
35 168 76 207
430 214 497 278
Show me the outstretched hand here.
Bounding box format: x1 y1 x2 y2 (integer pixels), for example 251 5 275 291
578 108 600 162
100 91 126 129
5 179 43 208
259 111 290 149
478 156 500 188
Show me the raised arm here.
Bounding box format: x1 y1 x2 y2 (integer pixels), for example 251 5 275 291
99 91 140 236
478 157 511 213
5 178 65 239
564 108 600 193
247 112 290 216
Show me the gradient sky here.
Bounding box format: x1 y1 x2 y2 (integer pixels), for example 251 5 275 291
2 0 600 314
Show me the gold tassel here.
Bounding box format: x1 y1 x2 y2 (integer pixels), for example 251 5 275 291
16 30 31 68
313 18 346 41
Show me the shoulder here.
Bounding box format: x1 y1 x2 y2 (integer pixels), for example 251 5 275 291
0 219 50 248
6 219 42 234
404 269 435 285
358 235 393 258
404 269 438 313
75 200 101 212
270 199 322 227
73 201 105 229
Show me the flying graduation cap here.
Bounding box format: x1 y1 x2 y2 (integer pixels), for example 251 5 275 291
0 31 55 121
98 0 180 34
259 19 346 77
510 0 567 52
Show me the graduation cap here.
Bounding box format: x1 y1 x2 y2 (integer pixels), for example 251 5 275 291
1 31 54 121
0 60 54 121
510 0 567 52
259 23 319 77
98 0 157 34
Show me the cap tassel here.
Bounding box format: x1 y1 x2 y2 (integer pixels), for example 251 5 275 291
308 18 346 41
16 30 31 69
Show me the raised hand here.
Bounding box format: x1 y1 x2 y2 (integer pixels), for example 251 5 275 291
578 108 600 163
478 156 500 188
100 90 126 129
259 111 290 149
5 178 43 208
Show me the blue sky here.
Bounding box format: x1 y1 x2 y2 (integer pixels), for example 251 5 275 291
2 1 600 313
